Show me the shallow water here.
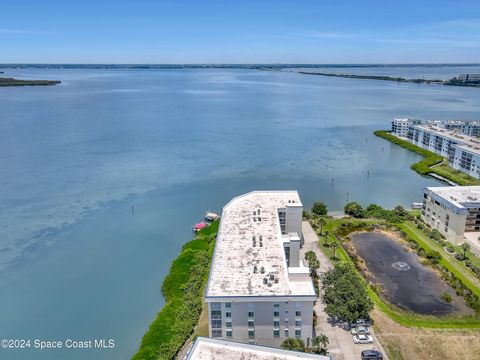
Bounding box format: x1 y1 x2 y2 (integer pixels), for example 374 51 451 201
1 67 480 359
350 232 469 315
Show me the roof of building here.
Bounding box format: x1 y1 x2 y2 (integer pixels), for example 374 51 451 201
205 191 315 299
187 337 330 360
425 186 480 214
413 124 480 155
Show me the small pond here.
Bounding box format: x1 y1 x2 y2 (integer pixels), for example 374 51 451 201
350 232 470 315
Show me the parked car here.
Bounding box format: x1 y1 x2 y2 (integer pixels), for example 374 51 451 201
361 349 383 360
352 318 371 327
351 325 370 335
353 334 374 344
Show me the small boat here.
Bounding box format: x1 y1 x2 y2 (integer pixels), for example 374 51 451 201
204 211 220 222
193 221 207 232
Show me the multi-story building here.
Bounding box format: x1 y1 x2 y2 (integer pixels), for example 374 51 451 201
422 186 480 255
186 337 330 360
458 74 480 83
391 118 420 138
406 124 480 178
205 191 316 348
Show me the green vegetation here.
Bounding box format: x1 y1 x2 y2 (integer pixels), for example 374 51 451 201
441 292 453 303
0 77 61 86
305 250 320 296
321 263 374 323
312 334 329 355
311 214 480 328
132 221 218 360
311 201 328 216
374 130 480 186
344 202 412 223
281 338 305 352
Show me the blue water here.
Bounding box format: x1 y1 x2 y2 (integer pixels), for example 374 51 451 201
1 67 480 359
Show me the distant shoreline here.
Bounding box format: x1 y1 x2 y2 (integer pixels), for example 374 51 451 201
0 63 479 70
0 77 61 87
297 71 480 88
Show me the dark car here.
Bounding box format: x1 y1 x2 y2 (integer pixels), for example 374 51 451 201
361 349 383 360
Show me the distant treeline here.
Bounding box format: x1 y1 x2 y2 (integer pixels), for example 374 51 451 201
298 71 480 88
1 63 479 70
0 77 60 87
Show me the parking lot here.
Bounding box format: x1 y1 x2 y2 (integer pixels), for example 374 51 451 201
301 222 388 360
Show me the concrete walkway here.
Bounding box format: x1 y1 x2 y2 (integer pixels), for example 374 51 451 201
301 221 388 360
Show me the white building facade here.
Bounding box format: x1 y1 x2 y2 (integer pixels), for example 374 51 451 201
406 124 480 179
205 191 316 348
391 118 420 138
422 186 480 255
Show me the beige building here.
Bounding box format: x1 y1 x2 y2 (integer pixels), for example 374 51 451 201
186 337 330 360
422 186 480 254
205 191 316 348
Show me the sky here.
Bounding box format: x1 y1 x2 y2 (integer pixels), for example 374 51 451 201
1 0 480 64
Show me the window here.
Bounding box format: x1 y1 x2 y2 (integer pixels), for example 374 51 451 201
295 311 301 317
295 329 301 338
248 311 254 318
274 303 280 308
295 320 301 328
211 310 222 320
248 320 254 328
273 330 280 338
226 330 232 338
225 312 231 318
211 302 221 309
211 319 222 329
248 330 255 339
212 330 222 338
273 311 280 317
273 320 280 328
226 321 232 329
225 303 231 309
285 329 289 337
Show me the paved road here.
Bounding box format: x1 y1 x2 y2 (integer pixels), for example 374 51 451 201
301 221 388 360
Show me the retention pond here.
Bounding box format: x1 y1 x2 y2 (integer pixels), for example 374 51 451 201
350 232 470 315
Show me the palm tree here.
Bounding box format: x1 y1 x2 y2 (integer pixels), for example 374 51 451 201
318 218 326 236
461 243 470 259
323 230 330 247
312 334 329 354
331 241 338 260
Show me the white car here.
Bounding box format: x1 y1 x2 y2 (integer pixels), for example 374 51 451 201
351 325 370 335
353 334 374 344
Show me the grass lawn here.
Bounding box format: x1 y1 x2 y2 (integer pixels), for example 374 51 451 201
311 216 480 328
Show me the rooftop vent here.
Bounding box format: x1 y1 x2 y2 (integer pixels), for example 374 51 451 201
253 217 256 222
269 274 274 281
258 217 261 222
260 266 265 274
267 282 273 287
274 277 279 284
263 278 268 285
254 265 258 273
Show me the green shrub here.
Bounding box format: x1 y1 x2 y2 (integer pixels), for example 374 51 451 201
344 202 365 218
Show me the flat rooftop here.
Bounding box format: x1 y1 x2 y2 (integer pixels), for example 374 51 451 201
425 186 480 213
205 191 315 299
413 124 480 155
187 337 330 360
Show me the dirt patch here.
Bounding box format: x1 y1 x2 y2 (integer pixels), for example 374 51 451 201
372 308 480 360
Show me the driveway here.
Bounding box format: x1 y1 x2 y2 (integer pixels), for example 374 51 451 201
301 221 388 360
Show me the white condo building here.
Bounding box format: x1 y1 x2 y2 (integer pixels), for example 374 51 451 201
391 118 420 138
422 186 480 255
186 337 330 360
205 191 316 348
406 124 480 179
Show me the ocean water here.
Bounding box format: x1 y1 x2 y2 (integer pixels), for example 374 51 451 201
1 67 480 359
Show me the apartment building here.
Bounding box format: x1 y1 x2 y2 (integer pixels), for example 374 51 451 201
391 118 420 138
422 186 480 254
205 191 316 348
407 124 480 179
186 337 330 360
